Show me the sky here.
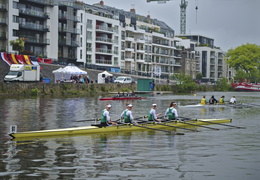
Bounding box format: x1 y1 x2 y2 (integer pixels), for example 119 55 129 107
84 0 260 51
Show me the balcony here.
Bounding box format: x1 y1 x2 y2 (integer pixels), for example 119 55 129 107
125 56 134 62
59 14 80 22
96 48 113 54
59 39 79 47
58 27 80 34
96 59 112 65
59 1 82 9
136 39 145 44
23 0 54 6
136 58 145 63
136 49 145 53
125 37 134 41
0 32 6 39
19 22 49 32
25 37 50 45
0 3 7 11
125 48 134 52
0 18 6 25
19 8 49 19
96 25 113 33
96 37 113 44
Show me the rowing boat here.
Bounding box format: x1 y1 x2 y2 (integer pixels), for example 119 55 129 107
99 96 147 100
9 118 232 139
181 103 252 108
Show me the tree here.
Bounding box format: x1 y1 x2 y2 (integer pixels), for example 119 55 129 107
196 72 202 81
172 73 196 93
9 38 26 53
226 43 260 81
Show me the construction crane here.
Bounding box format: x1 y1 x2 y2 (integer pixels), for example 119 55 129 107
180 0 188 34
147 0 191 35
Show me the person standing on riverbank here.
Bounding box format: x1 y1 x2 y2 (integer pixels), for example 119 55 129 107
164 102 178 120
100 104 117 127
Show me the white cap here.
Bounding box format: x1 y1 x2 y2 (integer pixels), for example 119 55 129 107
152 104 157 106
127 104 133 107
106 104 112 108
173 102 177 105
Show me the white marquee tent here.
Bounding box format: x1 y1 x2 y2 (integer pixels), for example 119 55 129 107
52 66 87 83
97 71 113 83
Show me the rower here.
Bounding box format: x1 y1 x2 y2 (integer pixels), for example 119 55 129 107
209 95 218 104
164 101 178 120
219 96 225 104
229 96 236 104
148 104 162 123
120 103 137 124
100 104 117 127
200 95 206 105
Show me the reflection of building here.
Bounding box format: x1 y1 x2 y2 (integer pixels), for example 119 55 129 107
2 0 230 81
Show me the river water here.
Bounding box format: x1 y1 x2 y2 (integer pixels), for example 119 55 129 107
0 91 259 180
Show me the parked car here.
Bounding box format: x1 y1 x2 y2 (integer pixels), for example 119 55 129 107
114 76 133 83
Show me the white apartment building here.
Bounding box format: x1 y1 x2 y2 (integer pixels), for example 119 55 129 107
1 0 228 81
176 35 228 83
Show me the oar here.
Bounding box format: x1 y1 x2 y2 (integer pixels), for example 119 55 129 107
161 119 199 132
177 120 219 130
138 119 198 132
75 118 100 122
129 123 185 135
198 120 246 129
116 116 148 123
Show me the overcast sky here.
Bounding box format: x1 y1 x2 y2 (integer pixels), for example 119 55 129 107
84 0 260 51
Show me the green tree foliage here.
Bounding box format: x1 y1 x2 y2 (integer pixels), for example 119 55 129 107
226 43 260 81
196 72 203 81
172 73 196 93
9 38 26 52
215 77 231 91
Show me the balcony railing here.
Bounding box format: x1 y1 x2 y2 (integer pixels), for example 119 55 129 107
0 18 6 24
96 59 112 64
25 37 50 44
96 25 113 32
0 32 6 38
96 48 113 54
59 39 79 46
96 37 113 43
58 14 79 22
0 3 6 10
58 27 80 34
25 0 54 6
19 22 49 31
19 8 49 18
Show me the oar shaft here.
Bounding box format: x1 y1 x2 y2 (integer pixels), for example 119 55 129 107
132 124 184 135
198 120 246 129
75 118 100 122
161 121 198 132
178 121 219 130
139 119 197 132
